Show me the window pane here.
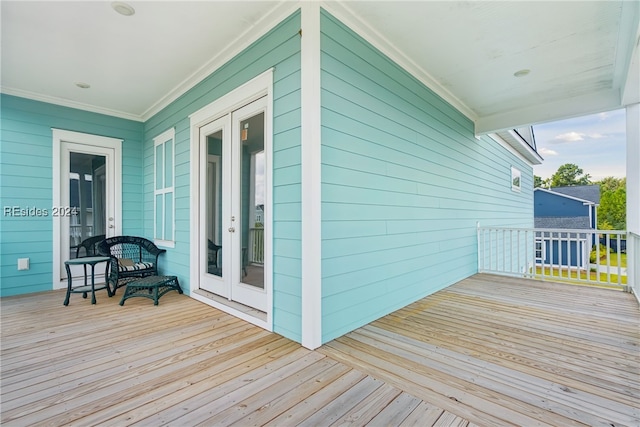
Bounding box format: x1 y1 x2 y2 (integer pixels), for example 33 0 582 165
164 192 173 240
240 112 265 289
155 194 163 239
155 144 163 190
165 140 173 187
206 130 223 277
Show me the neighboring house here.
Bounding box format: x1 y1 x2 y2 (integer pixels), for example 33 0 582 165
1 3 636 350
255 205 264 225
534 186 600 268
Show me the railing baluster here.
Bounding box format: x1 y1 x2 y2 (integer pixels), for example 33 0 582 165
616 233 622 287
607 232 611 283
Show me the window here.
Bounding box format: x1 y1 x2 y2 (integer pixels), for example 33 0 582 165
535 238 545 261
511 166 521 192
154 128 175 247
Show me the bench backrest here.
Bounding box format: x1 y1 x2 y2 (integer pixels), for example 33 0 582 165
97 236 165 264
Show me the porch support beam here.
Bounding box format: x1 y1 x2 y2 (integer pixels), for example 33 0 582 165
300 2 323 349
626 103 639 301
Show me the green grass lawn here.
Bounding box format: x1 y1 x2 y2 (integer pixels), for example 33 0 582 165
600 254 627 268
593 252 627 268
534 265 627 286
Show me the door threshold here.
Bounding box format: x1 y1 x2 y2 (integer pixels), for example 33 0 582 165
193 288 267 323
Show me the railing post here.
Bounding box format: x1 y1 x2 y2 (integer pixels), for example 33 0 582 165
477 222 481 273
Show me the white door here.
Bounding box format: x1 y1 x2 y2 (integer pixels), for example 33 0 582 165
53 130 122 289
199 96 268 311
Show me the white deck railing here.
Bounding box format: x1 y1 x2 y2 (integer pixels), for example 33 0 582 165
477 225 628 290
248 227 264 265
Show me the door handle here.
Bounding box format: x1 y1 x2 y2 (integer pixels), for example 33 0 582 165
228 227 235 233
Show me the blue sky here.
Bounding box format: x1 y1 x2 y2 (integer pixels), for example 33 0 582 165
532 108 627 182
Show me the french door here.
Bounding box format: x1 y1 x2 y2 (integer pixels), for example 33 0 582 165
199 96 268 312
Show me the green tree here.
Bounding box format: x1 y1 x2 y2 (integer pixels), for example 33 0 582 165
597 177 626 230
534 175 548 188
598 176 625 193
550 163 592 187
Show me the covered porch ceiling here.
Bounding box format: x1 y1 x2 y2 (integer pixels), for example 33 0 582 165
1 1 638 134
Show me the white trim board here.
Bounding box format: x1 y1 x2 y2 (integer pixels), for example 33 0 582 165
300 2 323 350
487 132 542 167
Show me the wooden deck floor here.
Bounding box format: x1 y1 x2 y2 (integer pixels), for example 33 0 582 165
1 274 638 426
321 274 640 427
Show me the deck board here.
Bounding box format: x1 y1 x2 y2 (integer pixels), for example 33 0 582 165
1 273 638 426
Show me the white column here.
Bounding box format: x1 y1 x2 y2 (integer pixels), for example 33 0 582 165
300 2 322 349
626 103 639 299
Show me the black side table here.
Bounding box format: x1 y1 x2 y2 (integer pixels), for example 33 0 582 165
64 256 113 305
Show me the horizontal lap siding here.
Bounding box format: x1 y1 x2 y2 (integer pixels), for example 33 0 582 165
143 11 302 342
0 95 143 296
319 11 533 343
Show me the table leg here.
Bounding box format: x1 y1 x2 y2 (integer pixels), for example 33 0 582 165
83 264 88 298
90 264 97 304
64 263 72 306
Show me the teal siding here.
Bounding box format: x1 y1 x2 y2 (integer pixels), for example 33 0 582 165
319 11 533 343
142 11 302 342
0 94 144 297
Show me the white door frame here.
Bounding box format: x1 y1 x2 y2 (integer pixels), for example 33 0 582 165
52 129 122 289
189 69 273 331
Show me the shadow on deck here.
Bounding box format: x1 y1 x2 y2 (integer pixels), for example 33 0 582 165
1 274 638 426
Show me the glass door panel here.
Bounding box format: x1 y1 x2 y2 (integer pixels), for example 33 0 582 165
239 115 265 289
230 98 267 311
63 149 112 285
207 130 223 278
199 117 228 297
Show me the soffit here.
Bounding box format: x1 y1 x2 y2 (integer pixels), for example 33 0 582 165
1 1 638 132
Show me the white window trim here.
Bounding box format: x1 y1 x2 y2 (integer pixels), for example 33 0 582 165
511 166 522 192
154 128 175 248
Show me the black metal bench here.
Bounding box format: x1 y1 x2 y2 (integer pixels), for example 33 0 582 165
119 275 182 306
97 236 166 293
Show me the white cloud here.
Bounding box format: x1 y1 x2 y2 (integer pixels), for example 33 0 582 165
555 131 584 142
553 131 607 142
538 147 558 156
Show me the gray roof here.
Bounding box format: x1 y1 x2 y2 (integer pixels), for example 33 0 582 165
534 216 592 229
550 185 600 204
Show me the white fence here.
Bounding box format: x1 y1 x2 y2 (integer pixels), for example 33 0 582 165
477 225 628 291
248 227 264 265
629 232 640 301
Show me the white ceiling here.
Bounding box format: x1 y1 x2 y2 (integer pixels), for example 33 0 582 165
2 1 639 134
